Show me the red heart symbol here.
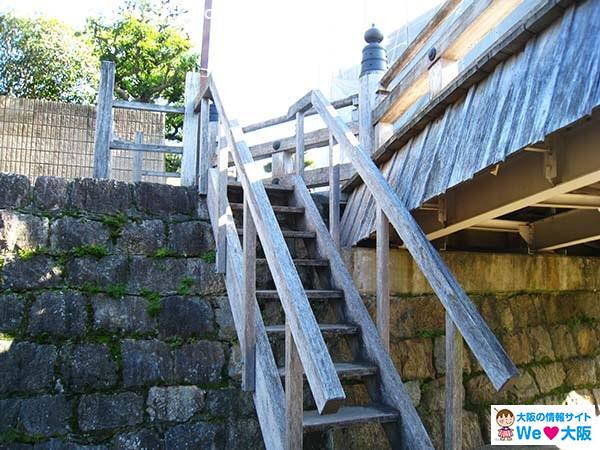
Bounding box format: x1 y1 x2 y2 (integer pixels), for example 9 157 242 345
544 426 559 440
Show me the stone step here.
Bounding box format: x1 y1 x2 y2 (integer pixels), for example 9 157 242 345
303 405 399 432
265 324 359 336
278 362 378 380
256 289 343 300
229 202 304 214
237 228 316 239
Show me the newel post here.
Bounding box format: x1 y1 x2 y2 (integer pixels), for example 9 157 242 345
181 72 202 186
359 25 391 350
93 61 115 179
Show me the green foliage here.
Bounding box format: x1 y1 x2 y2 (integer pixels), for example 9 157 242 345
102 214 128 240
72 244 109 258
153 247 176 258
17 246 47 260
141 288 161 317
0 428 41 444
167 336 183 349
106 283 128 299
0 255 4 269
263 158 314 174
177 276 194 295
200 250 216 263
165 153 182 174
0 14 97 102
81 282 102 295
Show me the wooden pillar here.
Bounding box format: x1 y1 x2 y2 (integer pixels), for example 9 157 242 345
295 112 305 179
328 133 340 249
216 121 228 274
376 207 390 351
197 97 211 194
445 313 463 450
242 197 256 392
272 150 293 179
132 132 144 183
181 72 201 186
285 320 303 450
93 61 115 179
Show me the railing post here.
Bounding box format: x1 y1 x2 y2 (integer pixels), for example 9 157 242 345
181 72 201 186
272 141 293 179
376 207 390 351
242 196 256 392
197 97 211 194
132 132 144 182
328 133 340 249
93 60 115 179
295 112 305 178
216 120 228 274
285 320 303 450
445 313 464 450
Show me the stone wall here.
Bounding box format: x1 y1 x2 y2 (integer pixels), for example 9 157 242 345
347 248 600 449
0 173 262 449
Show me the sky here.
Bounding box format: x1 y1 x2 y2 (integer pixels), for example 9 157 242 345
1 0 443 125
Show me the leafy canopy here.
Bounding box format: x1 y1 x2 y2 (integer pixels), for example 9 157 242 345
0 14 97 103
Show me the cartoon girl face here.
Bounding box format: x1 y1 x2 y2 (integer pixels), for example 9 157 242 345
497 412 515 427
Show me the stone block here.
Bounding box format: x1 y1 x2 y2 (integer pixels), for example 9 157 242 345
71 178 131 215
0 342 57 394
433 335 471 376
500 331 532 365
78 393 144 432
134 182 195 218
226 418 264 449
227 343 242 380
92 295 155 334
112 430 161 450
215 296 236 340
572 325 599 356
531 362 566 394
0 211 49 251
0 398 20 433
33 177 69 211
173 341 225 384
0 173 30 208
404 380 422 407
0 293 24 333
565 359 597 386
65 256 127 287
164 421 224 450
167 221 214 256
389 295 444 340
122 339 173 387
463 410 484 450
19 395 71 436
506 372 539 403
158 296 214 339
1 255 62 291
205 388 255 418
128 257 224 295
147 386 205 422
549 324 578 359
465 374 505 406
116 220 165 254
59 344 117 393
28 291 87 338
49 217 110 252
420 377 466 412
391 338 435 380
528 326 555 362
33 440 108 450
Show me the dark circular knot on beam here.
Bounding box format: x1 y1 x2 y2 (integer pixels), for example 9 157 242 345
273 140 281 151
428 47 437 62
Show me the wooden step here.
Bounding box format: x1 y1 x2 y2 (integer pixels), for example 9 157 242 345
237 228 316 239
227 180 294 192
278 362 378 380
303 405 399 432
230 203 304 214
257 258 328 267
256 289 343 300
265 324 359 336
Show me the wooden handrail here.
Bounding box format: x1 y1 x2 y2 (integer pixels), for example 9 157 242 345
200 76 345 414
309 89 518 391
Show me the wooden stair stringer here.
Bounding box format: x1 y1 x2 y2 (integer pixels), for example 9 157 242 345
290 174 435 450
207 169 286 449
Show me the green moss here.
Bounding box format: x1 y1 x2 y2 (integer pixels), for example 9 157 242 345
141 288 162 317
177 277 194 295
167 336 183 349
416 329 444 339
72 244 109 258
81 282 102 295
106 283 127 299
102 213 128 240
153 247 176 258
0 255 4 269
17 246 47 260
200 250 216 263
0 428 43 444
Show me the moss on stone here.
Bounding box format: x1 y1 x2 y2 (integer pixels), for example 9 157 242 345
106 283 128 299
153 247 177 258
102 213 128 241
201 250 216 263
141 288 162 317
177 277 194 296
72 244 109 258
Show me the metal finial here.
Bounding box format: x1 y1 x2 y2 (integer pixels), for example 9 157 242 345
364 24 384 44
361 25 387 76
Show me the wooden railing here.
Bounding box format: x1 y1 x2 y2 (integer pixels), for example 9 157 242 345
195 76 346 448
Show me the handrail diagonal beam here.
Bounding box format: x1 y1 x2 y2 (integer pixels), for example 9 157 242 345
310 89 518 390
204 76 345 414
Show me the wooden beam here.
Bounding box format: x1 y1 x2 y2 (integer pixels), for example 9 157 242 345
444 313 463 450
536 193 600 209
112 99 184 114
376 208 390 351
276 163 353 189
110 140 183 154
93 61 115 179
198 97 211 195
524 209 600 251
181 72 202 186
287 91 312 120
296 112 305 179
132 132 144 183
285 321 303 450
242 197 257 392
311 89 518 390
329 134 340 249
216 125 228 274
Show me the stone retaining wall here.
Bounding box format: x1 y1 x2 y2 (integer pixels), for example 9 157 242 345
0 173 261 449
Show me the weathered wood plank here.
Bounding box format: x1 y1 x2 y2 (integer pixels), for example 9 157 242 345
206 77 345 414
206 168 286 450
271 151 293 179
109 140 183 154
303 405 399 432
445 312 463 450
93 61 115 179
141 170 179 178
295 112 305 179
276 163 353 189
132 132 144 183
216 124 228 274
287 91 313 120
112 99 184 114
242 197 257 392
279 362 378 379
181 72 201 186
290 175 434 450
376 208 390 351
311 89 518 390
329 134 340 249
198 97 211 194
285 321 303 450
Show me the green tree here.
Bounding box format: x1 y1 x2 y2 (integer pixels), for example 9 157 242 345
0 14 97 103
